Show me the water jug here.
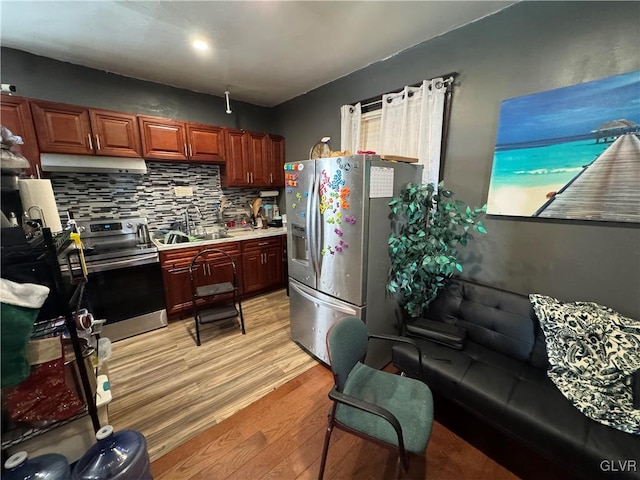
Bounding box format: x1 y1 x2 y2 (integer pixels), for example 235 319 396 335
71 425 152 480
4 451 71 480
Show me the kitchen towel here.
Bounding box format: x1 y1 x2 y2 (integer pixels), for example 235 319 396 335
18 179 63 233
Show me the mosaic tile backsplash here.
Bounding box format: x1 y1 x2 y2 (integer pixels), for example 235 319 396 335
50 162 264 231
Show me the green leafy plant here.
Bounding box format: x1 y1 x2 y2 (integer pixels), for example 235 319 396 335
387 182 487 319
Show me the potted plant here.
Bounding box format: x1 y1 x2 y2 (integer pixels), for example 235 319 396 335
387 182 487 320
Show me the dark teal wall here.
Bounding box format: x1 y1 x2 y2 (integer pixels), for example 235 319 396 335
0 48 277 132
274 1 640 318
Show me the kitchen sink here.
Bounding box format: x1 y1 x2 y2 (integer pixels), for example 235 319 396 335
192 232 231 241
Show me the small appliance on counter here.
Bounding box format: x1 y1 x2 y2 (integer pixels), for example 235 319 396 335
260 190 282 227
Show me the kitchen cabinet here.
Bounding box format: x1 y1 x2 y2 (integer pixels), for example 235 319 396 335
159 242 241 316
0 94 41 176
268 134 285 187
30 100 141 157
138 115 225 163
241 236 283 294
224 129 285 187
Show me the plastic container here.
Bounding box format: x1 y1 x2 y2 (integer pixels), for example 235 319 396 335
4 451 71 480
71 425 152 480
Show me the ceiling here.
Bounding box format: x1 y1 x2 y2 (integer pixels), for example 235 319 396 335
0 1 515 107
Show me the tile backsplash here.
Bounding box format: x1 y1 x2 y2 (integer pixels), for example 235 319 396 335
51 162 263 230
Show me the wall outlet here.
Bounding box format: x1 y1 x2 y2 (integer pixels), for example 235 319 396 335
174 186 193 197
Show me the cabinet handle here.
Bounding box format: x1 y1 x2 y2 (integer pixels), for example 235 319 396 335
246 172 250 183
95 134 101 150
251 172 254 183
189 144 193 157
207 264 211 276
87 133 94 150
202 264 207 276
259 242 269 246
270 173 273 184
184 144 188 157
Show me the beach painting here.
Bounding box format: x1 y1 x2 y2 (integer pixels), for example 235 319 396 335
487 70 640 223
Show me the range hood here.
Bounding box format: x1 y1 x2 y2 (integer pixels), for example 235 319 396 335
41 153 147 174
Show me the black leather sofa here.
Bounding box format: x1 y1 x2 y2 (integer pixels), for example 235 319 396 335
391 278 640 479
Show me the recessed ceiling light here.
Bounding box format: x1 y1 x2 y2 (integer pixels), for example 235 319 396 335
192 40 209 51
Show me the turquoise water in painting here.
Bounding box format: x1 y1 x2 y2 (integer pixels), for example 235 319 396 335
489 139 610 189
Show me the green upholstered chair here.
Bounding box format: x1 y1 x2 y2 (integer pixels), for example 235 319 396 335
319 316 434 479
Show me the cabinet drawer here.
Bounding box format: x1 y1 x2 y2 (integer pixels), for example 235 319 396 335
160 242 241 268
242 237 281 251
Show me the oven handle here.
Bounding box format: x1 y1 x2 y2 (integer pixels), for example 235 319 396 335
86 253 159 273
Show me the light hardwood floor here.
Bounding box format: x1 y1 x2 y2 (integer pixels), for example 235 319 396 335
150 364 519 480
107 288 317 461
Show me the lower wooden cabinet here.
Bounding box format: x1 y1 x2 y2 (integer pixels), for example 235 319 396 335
241 237 283 295
160 236 284 317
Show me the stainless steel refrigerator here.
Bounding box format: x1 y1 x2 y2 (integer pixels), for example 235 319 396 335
285 154 422 368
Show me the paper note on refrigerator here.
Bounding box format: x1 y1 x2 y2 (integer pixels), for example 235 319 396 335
369 166 394 198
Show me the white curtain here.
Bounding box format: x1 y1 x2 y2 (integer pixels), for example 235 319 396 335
379 79 446 185
340 102 361 153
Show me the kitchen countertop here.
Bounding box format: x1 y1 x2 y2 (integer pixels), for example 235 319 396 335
153 227 287 251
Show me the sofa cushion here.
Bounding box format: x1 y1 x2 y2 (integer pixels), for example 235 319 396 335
425 279 537 362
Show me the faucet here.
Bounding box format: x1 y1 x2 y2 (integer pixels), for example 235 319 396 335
183 203 204 236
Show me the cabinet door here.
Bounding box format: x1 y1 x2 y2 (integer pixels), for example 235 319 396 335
160 247 201 315
161 265 194 315
263 246 283 288
225 128 250 186
242 250 264 294
268 135 285 187
186 123 225 163
90 109 142 157
30 100 93 155
138 116 188 161
0 95 41 176
246 131 269 186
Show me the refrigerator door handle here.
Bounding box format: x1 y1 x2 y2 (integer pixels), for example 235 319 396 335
308 172 319 275
291 280 357 316
311 173 322 275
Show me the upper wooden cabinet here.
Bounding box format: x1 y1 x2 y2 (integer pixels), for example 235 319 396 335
186 123 225 162
268 134 285 187
138 116 225 163
0 94 41 176
224 129 286 187
30 99 141 157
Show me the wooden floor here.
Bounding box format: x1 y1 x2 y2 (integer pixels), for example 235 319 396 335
110 288 567 480
150 363 520 480
107 288 317 461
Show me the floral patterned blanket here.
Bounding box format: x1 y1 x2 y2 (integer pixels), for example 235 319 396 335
530 294 640 435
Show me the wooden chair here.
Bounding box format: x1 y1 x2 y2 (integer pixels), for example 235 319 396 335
189 248 245 346
319 316 433 479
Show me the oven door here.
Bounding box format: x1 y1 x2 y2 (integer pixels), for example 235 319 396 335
86 262 167 341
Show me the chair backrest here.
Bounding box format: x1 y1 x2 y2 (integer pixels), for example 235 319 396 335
188 248 239 289
326 317 368 390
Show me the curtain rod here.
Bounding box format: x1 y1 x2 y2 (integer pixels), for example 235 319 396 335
358 72 458 109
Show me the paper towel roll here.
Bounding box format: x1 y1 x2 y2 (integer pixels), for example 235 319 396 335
18 179 63 233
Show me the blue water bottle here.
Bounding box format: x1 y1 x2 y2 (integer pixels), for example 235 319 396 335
71 425 152 480
4 451 71 480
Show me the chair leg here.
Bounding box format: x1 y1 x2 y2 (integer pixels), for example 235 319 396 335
195 314 201 346
318 418 335 480
237 293 246 334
